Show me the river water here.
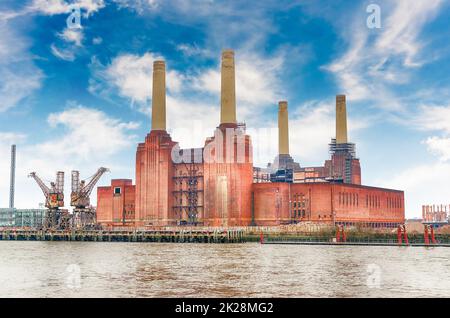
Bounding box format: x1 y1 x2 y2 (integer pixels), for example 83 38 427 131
0 241 448 298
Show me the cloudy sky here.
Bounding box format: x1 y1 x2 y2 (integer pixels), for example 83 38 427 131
0 0 449 218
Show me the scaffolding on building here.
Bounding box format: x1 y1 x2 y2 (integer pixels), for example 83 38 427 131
328 138 358 183
328 138 357 157
173 162 204 225
253 167 271 183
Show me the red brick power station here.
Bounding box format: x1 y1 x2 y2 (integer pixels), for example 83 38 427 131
97 50 405 228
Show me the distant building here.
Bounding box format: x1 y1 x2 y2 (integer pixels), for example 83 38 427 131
0 209 46 228
422 204 449 225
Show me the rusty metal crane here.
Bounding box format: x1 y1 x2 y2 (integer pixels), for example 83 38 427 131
71 167 109 208
28 171 69 229
28 171 65 209
70 167 109 229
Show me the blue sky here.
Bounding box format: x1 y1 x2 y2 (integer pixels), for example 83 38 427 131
1 0 450 218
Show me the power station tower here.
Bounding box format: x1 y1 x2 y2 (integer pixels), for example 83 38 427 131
9 145 16 209
28 171 69 230
70 167 109 229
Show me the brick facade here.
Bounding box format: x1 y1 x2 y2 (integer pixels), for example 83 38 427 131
252 182 404 226
97 179 136 227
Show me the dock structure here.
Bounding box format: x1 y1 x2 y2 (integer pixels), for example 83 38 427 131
262 241 450 247
0 229 245 243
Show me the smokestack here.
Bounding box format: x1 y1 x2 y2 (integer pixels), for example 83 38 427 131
9 144 16 209
220 49 237 125
278 101 289 155
336 94 348 144
151 60 166 131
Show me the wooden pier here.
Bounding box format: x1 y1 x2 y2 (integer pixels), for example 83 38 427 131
0 229 245 243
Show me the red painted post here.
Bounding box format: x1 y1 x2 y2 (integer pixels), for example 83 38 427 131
260 232 264 244
430 226 437 244
342 227 347 243
403 225 409 246
397 226 402 245
336 226 341 243
424 225 429 245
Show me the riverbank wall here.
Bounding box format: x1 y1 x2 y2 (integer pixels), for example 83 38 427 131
1 226 449 245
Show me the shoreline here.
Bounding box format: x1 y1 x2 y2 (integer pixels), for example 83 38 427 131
1 229 449 246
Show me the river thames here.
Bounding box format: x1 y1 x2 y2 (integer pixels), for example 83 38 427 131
0 241 448 297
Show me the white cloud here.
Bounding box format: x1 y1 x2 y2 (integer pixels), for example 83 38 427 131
59 28 83 46
50 43 76 61
414 105 450 134
176 43 212 58
51 28 84 61
411 104 450 162
1 0 106 21
29 0 105 17
424 137 450 162
0 105 139 209
385 102 450 216
384 162 450 218
41 104 139 160
193 52 284 115
0 20 43 112
324 0 444 108
375 0 443 67
90 53 185 107
113 0 159 13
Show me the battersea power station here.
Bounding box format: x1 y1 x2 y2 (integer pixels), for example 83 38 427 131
97 50 405 228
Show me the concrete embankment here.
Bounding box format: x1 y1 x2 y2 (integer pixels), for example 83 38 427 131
1 224 449 245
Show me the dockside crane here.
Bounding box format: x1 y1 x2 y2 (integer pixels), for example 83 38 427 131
28 171 69 230
71 167 109 229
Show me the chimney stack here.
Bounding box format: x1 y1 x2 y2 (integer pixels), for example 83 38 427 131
220 49 237 125
278 101 289 155
9 144 16 209
336 95 348 144
151 60 166 131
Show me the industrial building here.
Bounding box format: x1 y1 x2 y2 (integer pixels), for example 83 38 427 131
97 50 405 228
0 208 45 228
422 204 449 225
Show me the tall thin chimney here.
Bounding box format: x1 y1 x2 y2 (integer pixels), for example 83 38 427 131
220 49 237 125
9 144 16 209
278 101 289 155
151 60 166 131
336 95 348 144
